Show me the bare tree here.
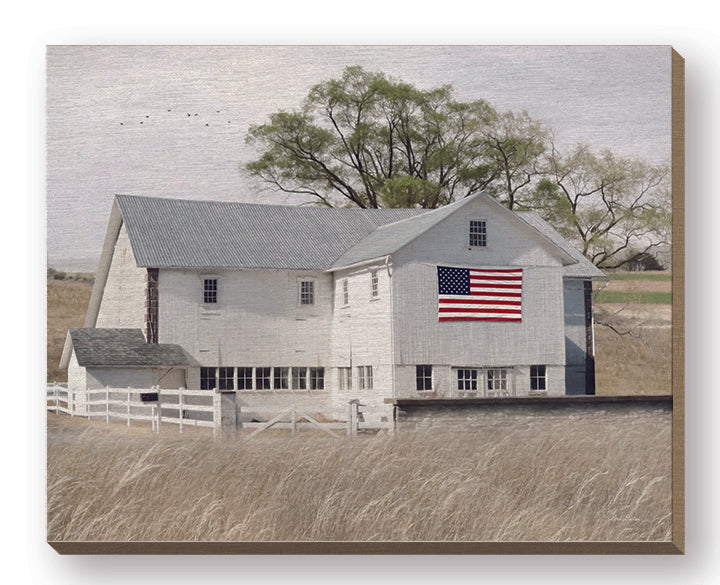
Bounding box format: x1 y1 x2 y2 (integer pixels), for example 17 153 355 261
529 144 671 269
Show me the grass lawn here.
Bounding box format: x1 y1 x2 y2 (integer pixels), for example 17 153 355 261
604 272 672 282
595 290 672 305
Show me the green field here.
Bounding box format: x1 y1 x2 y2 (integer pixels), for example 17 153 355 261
594 290 672 305
604 272 672 282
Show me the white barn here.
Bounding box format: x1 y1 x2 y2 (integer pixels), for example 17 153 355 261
60 192 604 423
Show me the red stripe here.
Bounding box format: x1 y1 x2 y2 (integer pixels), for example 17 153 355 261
448 291 521 298
470 276 522 281
439 307 522 314
470 283 521 290
439 316 521 322
452 290 522 299
439 299 521 306
469 269 523 274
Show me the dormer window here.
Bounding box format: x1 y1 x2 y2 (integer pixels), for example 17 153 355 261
469 219 487 247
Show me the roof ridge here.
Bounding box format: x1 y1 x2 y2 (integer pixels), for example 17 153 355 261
330 194 483 269
115 193 430 214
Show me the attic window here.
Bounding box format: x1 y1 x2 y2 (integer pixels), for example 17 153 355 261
469 220 487 247
203 278 218 304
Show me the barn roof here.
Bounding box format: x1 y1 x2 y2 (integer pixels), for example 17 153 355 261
114 193 600 276
516 211 605 278
329 195 475 269
116 194 423 270
60 328 197 369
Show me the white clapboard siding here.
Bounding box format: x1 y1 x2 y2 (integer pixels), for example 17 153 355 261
95 223 147 330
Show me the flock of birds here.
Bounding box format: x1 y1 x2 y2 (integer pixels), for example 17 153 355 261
119 109 232 127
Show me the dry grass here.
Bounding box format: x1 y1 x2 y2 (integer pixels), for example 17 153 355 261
594 323 671 395
46 276 93 383
47 406 671 543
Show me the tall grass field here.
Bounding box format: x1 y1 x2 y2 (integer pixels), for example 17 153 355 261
47 405 671 542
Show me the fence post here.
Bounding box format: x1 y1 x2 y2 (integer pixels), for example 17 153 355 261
214 389 237 439
178 387 184 433
347 401 358 438
291 407 297 435
157 388 163 434
105 386 110 424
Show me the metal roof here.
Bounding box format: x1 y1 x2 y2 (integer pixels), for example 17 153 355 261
114 194 601 277
330 196 476 268
515 211 605 278
116 195 424 270
66 328 196 368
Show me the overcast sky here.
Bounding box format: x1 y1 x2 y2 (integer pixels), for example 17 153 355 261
46 45 672 270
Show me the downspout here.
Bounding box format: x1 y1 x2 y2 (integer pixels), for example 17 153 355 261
583 280 596 395
386 255 396 401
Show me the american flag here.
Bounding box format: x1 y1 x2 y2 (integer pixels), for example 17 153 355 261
437 266 523 322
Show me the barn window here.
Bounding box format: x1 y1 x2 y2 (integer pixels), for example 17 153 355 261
203 278 218 304
371 271 379 298
338 367 352 391
530 365 547 391
292 367 308 390
487 368 509 395
255 367 271 390
237 367 253 390
416 365 433 391
469 219 487 247
309 367 325 390
342 279 349 305
273 367 289 390
218 367 234 390
299 280 315 305
200 367 216 390
456 369 478 392
357 366 373 390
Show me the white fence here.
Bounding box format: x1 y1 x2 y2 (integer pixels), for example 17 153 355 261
46 383 393 437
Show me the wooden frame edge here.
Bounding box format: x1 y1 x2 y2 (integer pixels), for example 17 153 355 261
671 47 685 555
48 540 684 555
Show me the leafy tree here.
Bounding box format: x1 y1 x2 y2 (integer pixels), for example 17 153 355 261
480 110 549 210
245 66 671 271
529 144 671 269
245 66 499 208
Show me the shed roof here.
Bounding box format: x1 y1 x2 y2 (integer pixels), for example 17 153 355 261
61 328 197 368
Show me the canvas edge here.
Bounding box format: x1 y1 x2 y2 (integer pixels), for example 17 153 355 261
670 46 685 555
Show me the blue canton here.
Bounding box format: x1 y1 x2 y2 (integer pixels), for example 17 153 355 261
437 266 470 295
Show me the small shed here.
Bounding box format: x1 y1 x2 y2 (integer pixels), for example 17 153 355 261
59 328 197 412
